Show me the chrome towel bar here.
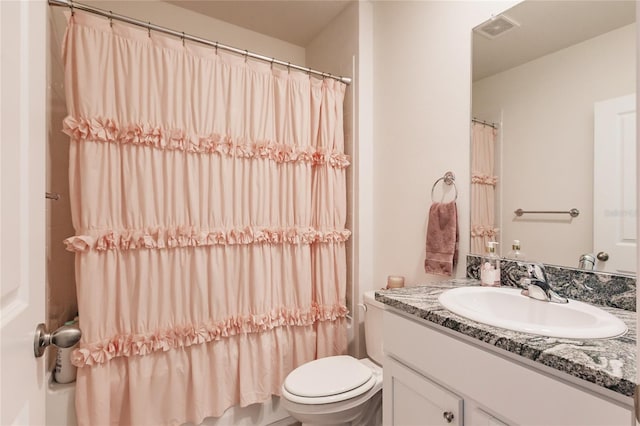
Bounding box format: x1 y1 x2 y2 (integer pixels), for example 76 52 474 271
514 208 579 218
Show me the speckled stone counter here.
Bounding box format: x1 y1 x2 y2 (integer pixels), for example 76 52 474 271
376 280 636 398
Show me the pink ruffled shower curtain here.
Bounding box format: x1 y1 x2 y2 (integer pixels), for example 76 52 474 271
61 12 348 426
470 122 498 254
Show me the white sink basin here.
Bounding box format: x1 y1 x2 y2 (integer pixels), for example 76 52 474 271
438 286 627 339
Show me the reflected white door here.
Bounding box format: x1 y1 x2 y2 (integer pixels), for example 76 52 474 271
1 1 47 424
594 94 636 274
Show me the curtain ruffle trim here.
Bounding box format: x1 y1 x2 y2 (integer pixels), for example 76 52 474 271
62 116 350 169
471 173 498 186
71 303 348 367
64 226 351 252
471 225 499 238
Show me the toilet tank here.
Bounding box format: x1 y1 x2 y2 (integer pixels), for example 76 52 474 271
362 290 385 365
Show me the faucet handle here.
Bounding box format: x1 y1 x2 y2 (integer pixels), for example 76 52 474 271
516 261 547 282
530 263 548 282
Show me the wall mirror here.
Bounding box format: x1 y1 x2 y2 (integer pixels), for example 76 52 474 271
470 0 636 275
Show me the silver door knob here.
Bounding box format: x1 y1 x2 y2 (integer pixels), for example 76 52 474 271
443 411 455 423
33 323 81 358
597 252 609 261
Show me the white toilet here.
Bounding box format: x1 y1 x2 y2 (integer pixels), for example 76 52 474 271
280 290 385 426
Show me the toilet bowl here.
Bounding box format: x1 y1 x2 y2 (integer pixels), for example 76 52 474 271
280 291 385 426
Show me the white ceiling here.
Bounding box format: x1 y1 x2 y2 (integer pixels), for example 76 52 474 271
473 1 636 81
166 0 354 47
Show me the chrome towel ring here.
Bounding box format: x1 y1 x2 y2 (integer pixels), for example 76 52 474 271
431 171 458 202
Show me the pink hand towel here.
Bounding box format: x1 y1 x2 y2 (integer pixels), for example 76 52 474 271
424 201 459 276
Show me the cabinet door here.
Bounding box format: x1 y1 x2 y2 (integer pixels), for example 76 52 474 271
384 357 463 426
466 406 511 426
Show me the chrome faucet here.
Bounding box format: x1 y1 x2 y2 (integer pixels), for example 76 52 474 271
578 253 595 270
517 262 568 304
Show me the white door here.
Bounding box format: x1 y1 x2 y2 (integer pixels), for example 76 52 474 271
1 0 47 425
594 94 636 274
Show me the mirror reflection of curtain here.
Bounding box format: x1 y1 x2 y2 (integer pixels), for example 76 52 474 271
61 12 349 425
471 122 498 254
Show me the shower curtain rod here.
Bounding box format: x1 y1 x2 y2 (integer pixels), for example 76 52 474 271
472 118 498 129
48 0 352 85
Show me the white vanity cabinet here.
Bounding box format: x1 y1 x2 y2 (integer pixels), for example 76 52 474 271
382 310 634 426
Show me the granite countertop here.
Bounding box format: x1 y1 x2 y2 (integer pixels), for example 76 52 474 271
376 279 637 398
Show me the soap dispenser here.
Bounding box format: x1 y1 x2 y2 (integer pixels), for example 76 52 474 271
480 242 501 287
506 240 526 260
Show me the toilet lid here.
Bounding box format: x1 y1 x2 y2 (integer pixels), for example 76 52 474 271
284 355 373 398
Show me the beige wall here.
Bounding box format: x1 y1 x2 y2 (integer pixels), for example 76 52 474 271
372 1 518 287
473 23 636 267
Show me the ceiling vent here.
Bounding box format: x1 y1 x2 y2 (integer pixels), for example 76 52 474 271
475 14 520 40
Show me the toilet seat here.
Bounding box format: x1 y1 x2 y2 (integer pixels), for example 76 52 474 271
282 355 377 405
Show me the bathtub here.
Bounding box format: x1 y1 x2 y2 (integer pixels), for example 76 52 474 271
46 375 77 426
45 375 295 426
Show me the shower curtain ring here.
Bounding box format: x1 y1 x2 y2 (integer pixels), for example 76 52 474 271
270 58 275 70
147 23 151 38
181 32 185 47
287 62 290 74
69 1 74 16
244 50 248 63
109 11 113 28
215 42 218 55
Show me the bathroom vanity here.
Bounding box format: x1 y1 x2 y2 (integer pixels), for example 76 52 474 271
377 282 636 426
